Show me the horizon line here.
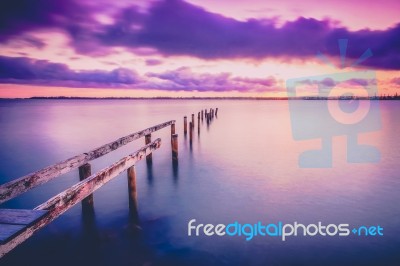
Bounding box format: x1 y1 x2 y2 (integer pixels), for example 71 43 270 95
1 95 400 100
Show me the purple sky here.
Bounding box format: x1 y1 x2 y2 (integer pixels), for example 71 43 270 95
0 0 399 97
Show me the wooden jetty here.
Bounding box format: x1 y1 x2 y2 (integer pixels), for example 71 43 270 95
0 120 175 258
0 107 219 259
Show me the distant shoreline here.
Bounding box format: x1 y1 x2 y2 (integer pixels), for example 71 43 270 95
0 96 399 100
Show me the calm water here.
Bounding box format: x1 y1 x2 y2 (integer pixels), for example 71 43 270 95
0 99 399 266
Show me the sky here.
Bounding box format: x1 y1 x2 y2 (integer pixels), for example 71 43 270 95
0 0 399 98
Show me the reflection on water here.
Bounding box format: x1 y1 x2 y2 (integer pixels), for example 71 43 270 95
0 99 400 266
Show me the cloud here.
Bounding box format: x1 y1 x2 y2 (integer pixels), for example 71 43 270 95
0 56 140 87
94 0 400 69
145 59 163 66
145 67 279 92
0 0 85 39
1 0 399 71
346 78 370 86
0 56 278 92
297 77 374 88
392 77 400 85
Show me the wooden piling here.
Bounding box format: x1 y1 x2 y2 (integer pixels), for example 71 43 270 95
127 165 139 224
201 110 204 120
189 122 193 142
215 108 218 116
145 134 152 164
191 114 195 128
79 163 93 209
184 116 187 135
171 134 178 160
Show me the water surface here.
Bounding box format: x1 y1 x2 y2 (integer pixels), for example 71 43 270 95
0 99 399 266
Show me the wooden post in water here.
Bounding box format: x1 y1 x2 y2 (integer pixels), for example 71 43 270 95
201 110 204 120
215 108 218 116
191 114 195 128
172 134 178 160
145 134 152 164
189 122 193 142
184 116 187 135
127 165 139 225
79 163 93 210
198 118 200 135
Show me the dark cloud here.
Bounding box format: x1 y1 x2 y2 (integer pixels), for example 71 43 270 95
1 0 399 70
0 56 140 87
0 0 84 39
95 0 400 69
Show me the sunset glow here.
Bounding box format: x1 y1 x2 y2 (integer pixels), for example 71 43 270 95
0 0 399 98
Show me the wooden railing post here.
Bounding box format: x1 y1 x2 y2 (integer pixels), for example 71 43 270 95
184 116 187 135
171 123 176 136
172 134 178 161
79 163 94 210
127 165 139 225
145 134 152 164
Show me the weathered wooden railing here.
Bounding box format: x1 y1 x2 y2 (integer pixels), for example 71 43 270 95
0 107 219 259
0 139 161 257
0 120 175 204
0 120 177 258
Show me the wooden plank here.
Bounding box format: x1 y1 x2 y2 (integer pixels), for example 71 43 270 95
0 209 48 225
0 121 174 204
0 209 48 244
0 138 161 258
0 224 25 244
